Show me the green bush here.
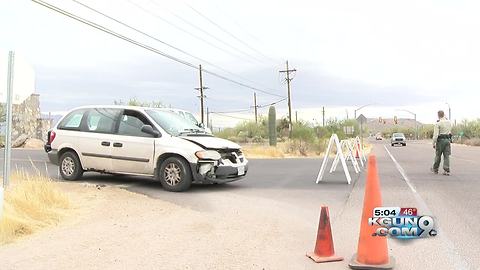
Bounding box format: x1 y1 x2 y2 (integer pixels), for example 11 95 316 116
214 119 267 143
291 121 316 143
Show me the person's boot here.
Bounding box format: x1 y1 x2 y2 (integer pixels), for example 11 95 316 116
443 170 450 176
431 167 438 174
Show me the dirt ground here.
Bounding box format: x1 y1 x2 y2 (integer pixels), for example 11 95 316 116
0 182 317 270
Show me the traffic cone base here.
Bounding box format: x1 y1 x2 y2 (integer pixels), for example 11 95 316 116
306 252 343 263
349 253 395 270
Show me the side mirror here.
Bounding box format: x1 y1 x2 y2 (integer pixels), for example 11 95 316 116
141 125 160 137
198 122 205 128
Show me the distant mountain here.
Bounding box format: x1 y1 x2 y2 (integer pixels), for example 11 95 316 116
41 113 64 125
365 118 423 134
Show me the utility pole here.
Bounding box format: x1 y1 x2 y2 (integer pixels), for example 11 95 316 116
279 60 296 136
206 107 210 128
253 92 258 124
195 64 208 124
295 111 298 122
322 106 325 127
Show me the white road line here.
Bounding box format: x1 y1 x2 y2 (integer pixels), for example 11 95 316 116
383 145 417 193
383 145 470 270
0 158 47 162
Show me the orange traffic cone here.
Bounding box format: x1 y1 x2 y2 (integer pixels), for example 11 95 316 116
306 206 343 263
355 142 360 158
349 155 395 269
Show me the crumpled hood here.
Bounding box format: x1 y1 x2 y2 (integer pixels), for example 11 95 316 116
180 136 241 150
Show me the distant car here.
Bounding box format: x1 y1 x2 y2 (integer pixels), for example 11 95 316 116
375 133 383 140
391 133 406 146
158 108 212 134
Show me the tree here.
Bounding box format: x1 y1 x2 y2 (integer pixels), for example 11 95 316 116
114 97 164 108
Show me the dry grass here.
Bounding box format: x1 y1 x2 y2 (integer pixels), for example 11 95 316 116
462 138 480 146
242 140 373 159
242 144 285 158
0 171 70 244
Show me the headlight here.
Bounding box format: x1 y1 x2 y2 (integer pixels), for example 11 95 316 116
195 150 221 160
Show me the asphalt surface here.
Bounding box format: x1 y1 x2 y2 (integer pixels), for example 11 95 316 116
1 140 479 269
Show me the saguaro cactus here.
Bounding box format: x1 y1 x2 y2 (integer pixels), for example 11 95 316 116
268 106 277 146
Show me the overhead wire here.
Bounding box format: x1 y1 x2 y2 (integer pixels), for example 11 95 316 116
69 0 278 93
30 0 285 98
185 3 278 64
210 97 286 114
124 0 256 65
209 112 251 120
149 0 265 64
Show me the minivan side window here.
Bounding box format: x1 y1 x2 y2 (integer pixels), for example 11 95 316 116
58 109 86 130
118 110 155 137
84 108 121 134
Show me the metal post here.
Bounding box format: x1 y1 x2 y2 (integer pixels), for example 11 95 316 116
253 92 257 124
3 51 14 188
360 122 363 147
413 113 418 140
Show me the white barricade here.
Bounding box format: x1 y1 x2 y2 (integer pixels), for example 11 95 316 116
316 134 352 184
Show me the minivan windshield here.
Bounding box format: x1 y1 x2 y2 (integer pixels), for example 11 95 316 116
183 112 199 125
146 110 205 136
393 133 405 138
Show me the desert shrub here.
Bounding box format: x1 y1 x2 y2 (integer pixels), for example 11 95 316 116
0 171 70 244
291 122 316 143
463 138 480 146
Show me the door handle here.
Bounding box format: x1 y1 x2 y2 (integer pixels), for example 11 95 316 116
113 142 123 147
101 141 110 146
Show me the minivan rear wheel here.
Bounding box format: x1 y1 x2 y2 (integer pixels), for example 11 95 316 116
59 151 84 180
158 157 192 192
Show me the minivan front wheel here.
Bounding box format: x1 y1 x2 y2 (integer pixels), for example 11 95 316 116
158 157 192 192
59 151 83 180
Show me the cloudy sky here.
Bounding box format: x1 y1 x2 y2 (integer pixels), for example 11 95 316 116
1 0 480 125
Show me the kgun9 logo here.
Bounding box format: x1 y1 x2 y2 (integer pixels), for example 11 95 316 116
369 207 437 238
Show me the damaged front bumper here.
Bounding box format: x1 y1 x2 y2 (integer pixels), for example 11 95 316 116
190 156 248 184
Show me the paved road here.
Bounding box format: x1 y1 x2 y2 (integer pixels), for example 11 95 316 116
1 141 479 269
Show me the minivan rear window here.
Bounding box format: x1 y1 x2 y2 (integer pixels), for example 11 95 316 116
58 109 86 130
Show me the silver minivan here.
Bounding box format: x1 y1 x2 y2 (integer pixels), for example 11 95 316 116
44 105 248 191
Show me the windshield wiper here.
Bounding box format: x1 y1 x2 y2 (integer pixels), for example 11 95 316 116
179 128 206 135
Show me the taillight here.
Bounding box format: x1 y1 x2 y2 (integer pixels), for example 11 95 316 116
48 131 56 144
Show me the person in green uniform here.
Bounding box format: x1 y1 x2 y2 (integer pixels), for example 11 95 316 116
431 110 452 175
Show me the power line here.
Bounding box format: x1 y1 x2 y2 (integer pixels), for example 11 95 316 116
70 0 276 96
210 108 251 114
30 0 284 98
125 0 256 64
149 0 265 64
210 112 251 120
210 97 286 114
258 97 287 108
186 3 277 64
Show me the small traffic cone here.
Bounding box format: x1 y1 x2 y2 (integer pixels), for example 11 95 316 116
306 206 343 263
349 155 395 269
355 142 360 158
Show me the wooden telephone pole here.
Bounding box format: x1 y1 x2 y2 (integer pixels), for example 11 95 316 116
279 60 296 136
195 64 208 124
